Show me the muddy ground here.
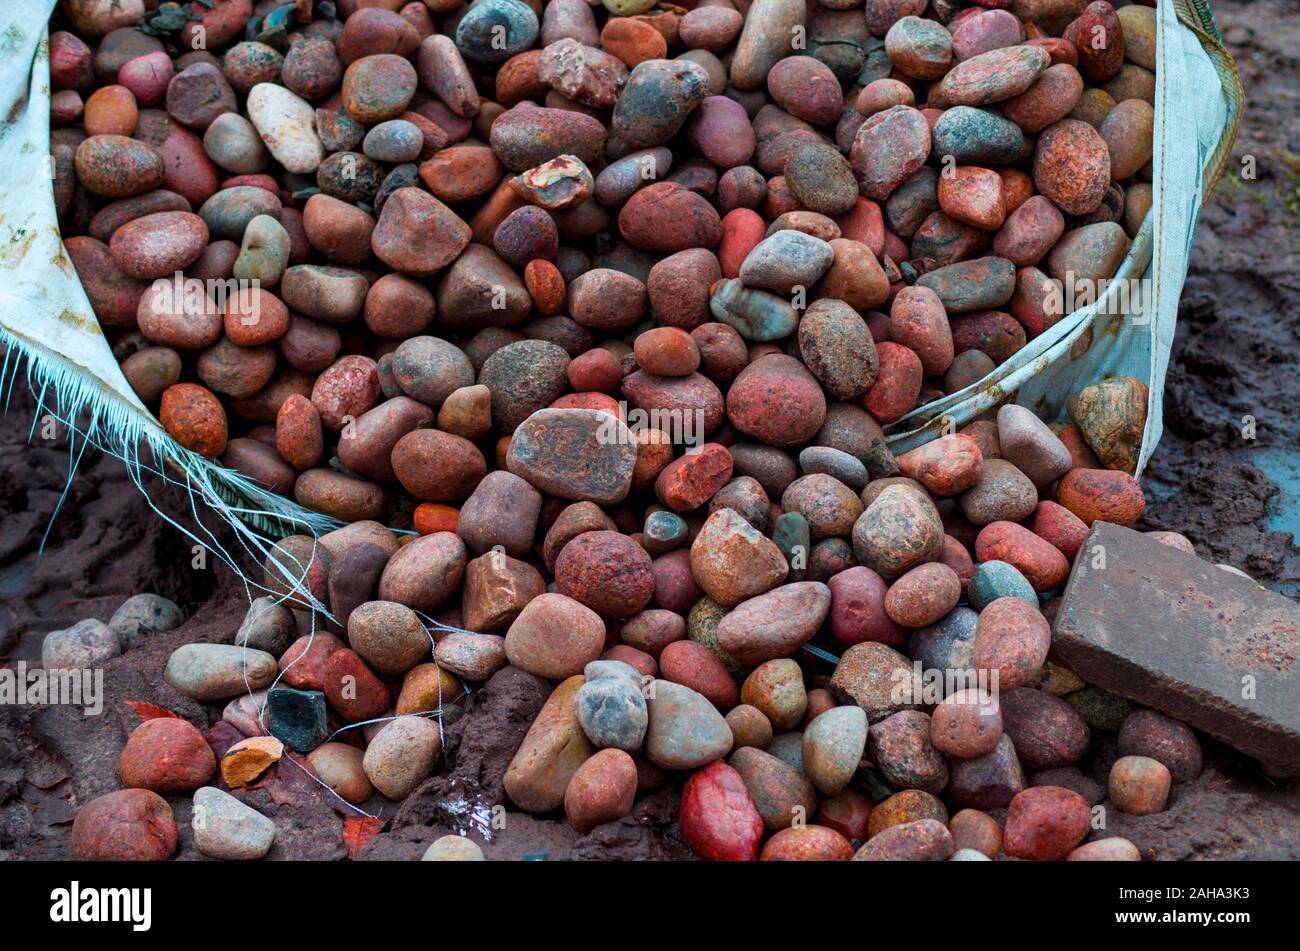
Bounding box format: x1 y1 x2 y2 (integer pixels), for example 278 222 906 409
1 0 1298 860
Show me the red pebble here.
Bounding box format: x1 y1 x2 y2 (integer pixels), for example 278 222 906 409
1055 468 1146 527
556 530 655 619
836 197 886 257
1030 500 1090 561
71 789 178 861
862 342 923 424
895 433 983 496
718 208 767 279
568 347 624 393
818 788 874 844
651 549 702 614
603 644 658 678
679 761 764 861
655 442 734 511
279 631 346 690
550 392 622 416
524 258 565 315
1003 785 1091 860
118 717 216 793
760 824 855 860
975 520 1070 591
827 565 906 647
564 748 638 833
659 640 740 709
118 52 174 108
323 648 390 721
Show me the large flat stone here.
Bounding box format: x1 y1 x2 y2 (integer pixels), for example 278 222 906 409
1052 523 1300 772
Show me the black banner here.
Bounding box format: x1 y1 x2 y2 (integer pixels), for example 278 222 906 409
9 860 1276 938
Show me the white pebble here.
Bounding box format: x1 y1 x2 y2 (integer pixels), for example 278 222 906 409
247 83 325 175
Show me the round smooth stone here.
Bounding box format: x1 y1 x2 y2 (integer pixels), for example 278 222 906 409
191 786 276 860
960 458 1039 526
109 593 183 648
423 835 486 861
802 705 868 796
505 593 605 679
1117 709 1203 783
1000 687 1090 770
574 674 648 751
679 760 763 860
852 819 954 861
109 211 208 279
71 789 177 861
362 716 442 800
363 119 425 163
456 0 540 65
203 112 268 174
1033 119 1110 216
644 679 734 770
164 643 277 701
972 596 1051 690
1108 755 1172 815
1003 785 1090 860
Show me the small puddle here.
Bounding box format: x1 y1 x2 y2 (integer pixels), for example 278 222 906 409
1250 447 1300 546
438 791 497 841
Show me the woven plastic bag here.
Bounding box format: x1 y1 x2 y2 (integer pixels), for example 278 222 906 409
0 0 1242 547
883 0 1243 475
0 0 339 548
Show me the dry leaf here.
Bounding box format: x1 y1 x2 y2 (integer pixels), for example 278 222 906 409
343 816 384 860
125 701 182 721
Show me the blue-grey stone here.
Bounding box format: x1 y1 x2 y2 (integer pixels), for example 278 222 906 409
575 674 647 750
773 511 811 582
799 446 870 491
110 594 183 649
738 231 834 294
931 106 1026 166
968 560 1038 610
192 786 276 860
643 510 689 552
908 606 978 697
455 0 539 65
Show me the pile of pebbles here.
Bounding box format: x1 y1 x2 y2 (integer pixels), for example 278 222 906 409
52 0 1155 526
64 378 1207 861
46 0 1179 860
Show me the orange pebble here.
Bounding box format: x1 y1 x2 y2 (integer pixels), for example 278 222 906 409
601 18 668 69
492 49 547 108
524 258 565 315
999 168 1035 213
159 383 227 458
1051 422 1102 469
83 84 138 137
632 11 679 46
414 503 459 535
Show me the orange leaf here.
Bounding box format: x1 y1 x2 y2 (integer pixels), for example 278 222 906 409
343 816 384 860
125 701 182 721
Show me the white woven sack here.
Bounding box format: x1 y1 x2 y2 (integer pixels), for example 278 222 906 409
884 0 1243 477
